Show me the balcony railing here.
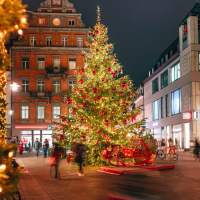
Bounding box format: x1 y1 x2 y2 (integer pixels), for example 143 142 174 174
45 66 67 77
29 91 52 98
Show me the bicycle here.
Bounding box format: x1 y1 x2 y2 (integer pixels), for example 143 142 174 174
157 146 178 161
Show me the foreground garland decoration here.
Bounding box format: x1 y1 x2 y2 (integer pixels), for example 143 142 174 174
57 7 145 165
0 0 27 197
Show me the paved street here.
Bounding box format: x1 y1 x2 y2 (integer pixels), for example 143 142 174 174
17 152 200 200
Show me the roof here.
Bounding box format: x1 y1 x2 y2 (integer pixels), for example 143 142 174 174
38 0 76 13
181 2 200 24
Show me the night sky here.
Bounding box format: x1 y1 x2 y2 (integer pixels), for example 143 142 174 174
23 0 196 86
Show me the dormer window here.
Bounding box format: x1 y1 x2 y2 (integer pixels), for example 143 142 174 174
38 18 46 25
52 0 61 6
68 19 75 26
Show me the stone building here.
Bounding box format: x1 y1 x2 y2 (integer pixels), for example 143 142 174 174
143 3 200 149
10 0 88 146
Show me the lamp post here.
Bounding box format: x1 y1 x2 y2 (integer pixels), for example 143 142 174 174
9 82 20 137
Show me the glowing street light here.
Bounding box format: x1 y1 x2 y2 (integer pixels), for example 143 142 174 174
10 82 20 92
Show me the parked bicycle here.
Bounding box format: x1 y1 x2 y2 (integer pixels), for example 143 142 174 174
157 145 178 161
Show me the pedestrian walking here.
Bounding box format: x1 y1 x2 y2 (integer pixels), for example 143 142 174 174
19 142 24 155
51 142 63 178
193 139 200 161
74 140 86 176
34 138 41 157
43 139 49 158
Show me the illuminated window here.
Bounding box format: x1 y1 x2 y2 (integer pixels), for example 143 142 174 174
38 18 46 25
53 80 60 93
37 105 45 120
62 36 68 47
37 57 45 70
53 56 60 68
68 79 76 89
30 36 36 46
171 89 181 115
69 58 76 69
77 37 83 47
21 105 29 120
53 104 60 119
37 80 44 93
171 63 180 82
22 57 29 70
152 100 160 121
22 79 29 93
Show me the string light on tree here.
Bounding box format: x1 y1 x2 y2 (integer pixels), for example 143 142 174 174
0 0 27 197
58 6 144 165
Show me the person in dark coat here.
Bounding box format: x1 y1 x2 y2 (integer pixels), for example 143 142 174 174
43 139 49 158
74 141 86 176
34 138 42 157
51 143 63 178
193 139 200 161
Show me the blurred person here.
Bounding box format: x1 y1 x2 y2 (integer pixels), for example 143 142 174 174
34 138 42 157
193 139 200 161
43 138 49 158
51 142 63 178
74 139 87 176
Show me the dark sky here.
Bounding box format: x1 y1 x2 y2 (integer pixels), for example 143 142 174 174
23 0 196 86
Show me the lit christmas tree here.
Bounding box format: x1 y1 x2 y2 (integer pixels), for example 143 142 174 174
0 0 27 197
59 7 143 165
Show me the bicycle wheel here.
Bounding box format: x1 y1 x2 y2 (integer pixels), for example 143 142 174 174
157 150 165 160
173 153 178 161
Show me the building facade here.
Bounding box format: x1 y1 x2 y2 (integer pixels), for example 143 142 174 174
144 3 200 149
10 0 88 146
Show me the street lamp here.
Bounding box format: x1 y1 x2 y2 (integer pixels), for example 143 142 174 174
9 82 20 137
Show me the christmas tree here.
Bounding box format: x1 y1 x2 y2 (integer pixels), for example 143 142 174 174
0 0 27 197
59 7 143 165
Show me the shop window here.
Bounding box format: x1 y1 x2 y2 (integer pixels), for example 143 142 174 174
152 78 159 94
171 89 181 115
161 70 168 89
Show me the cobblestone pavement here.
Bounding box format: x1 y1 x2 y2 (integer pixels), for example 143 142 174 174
17 152 200 200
